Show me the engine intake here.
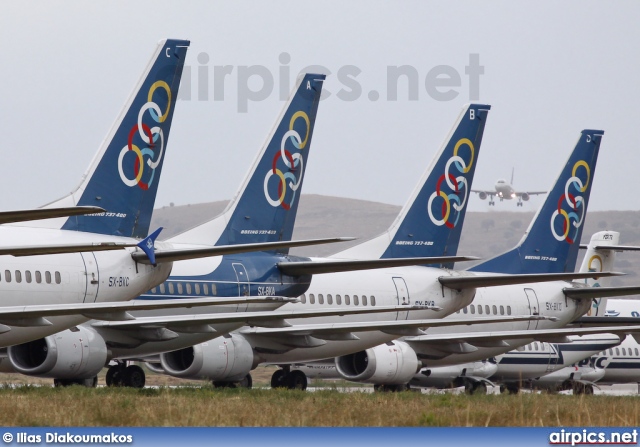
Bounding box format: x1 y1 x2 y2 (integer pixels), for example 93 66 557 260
8 327 107 379
335 341 420 385
160 334 255 381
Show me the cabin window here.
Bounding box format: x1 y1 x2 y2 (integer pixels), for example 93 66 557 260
300 294 307 304
203 283 209 295
210 283 217 295
500 305 504 315
318 294 324 305
362 296 368 306
507 306 512 315
168 283 174 294
25 271 32 283
15 271 21 283
150 287 156 294
45 271 51 284
470 305 475 314
478 305 483 315
345 295 351 305
336 295 342 305
463 307 468 314
186 283 192 294
534 343 539 351
635 348 639 357
492 305 497 315
4 270 10 282
35 271 41 283
370 296 376 306
177 283 183 294
309 294 315 305
327 294 333 305
485 305 490 315
55 271 61 284
354 295 359 306
622 348 627 356
159 283 165 294
194 283 200 295
615 348 620 356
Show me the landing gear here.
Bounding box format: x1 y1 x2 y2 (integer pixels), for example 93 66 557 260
489 200 495 206
465 380 488 395
213 374 253 389
53 376 98 388
517 201 523 207
572 382 594 395
270 368 308 390
106 362 146 388
373 384 408 392
500 383 520 394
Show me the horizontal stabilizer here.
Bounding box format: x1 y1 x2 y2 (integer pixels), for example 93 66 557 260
439 271 624 290
570 316 640 327
132 237 355 264
2 242 137 257
0 206 105 224
277 256 480 276
563 286 640 300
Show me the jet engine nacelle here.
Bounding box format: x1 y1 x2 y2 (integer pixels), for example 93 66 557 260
521 192 530 201
144 362 166 375
478 192 488 200
334 341 420 385
8 327 107 379
160 334 255 381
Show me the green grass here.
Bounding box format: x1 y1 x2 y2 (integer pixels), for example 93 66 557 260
0 385 639 427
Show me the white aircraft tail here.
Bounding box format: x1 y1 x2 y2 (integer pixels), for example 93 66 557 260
578 231 620 316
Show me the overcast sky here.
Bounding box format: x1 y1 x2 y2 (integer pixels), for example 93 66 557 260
0 1 637 214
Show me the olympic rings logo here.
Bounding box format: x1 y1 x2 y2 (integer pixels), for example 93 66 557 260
118 80 171 190
263 111 310 210
550 160 590 243
427 138 475 228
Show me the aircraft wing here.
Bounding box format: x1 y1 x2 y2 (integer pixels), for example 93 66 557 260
234 315 552 339
0 297 296 329
89 305 447 332
277 256 480 276
515 191 546 197
0 206 105 224
131 237 355 264
439 271 624 290
471 190 496 197
563 286 640 300
402 325 640 351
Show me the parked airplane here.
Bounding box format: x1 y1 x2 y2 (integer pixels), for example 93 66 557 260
472 168 546 206
385 231 624 393
0 38 192 349
2 73 457 387
143 112 620 390
317 130 640 391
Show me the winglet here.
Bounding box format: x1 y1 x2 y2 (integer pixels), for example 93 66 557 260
137 227 163 266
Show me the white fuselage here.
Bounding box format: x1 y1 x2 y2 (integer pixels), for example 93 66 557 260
0 225 171 347
495 180 515 200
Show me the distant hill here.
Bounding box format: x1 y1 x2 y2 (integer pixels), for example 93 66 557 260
151 195 640 287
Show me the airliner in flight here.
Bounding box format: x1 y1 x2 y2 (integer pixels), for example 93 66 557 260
472 168 546 206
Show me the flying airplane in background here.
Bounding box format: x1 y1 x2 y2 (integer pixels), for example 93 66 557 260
472 168 546 206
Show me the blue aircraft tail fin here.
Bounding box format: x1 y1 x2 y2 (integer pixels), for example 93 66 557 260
333 104 491 268
169 73 325 250
44 39 189 238
470 130 604 274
